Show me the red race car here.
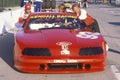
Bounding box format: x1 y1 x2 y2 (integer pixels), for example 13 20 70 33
14 12 108 73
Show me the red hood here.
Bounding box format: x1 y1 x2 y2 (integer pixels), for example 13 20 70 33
16 29 104 48
16 29 105 56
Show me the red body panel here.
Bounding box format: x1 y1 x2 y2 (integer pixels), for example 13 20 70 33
14 12 107 73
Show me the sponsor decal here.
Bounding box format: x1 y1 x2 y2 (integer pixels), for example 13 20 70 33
56 41 72 55
76 32 100 39
30 14 77 19
53 59 78 63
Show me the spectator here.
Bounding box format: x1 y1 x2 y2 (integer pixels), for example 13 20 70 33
58 4 73 13
24 3 31 19
30 0 35 5
82 0 88 8
34 0 43 12
72 4 100 32
20 0 30 7
15 3 31 30
77 0 82 8
58 4 66 12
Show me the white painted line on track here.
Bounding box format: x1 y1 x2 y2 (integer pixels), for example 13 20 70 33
111 65 120 80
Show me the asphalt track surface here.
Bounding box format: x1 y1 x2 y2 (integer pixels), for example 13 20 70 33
0 4 120 80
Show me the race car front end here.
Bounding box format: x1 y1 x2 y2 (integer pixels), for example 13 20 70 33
14 30 107 73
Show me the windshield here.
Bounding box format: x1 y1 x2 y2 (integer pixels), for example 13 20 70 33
26 14 84 30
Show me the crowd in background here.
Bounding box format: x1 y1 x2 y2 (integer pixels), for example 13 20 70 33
20 0 88 13
20 0 57 12
18 0 100 33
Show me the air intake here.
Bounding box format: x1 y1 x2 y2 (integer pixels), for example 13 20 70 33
48 63 83 70
22 48 51 56
79 47 103 56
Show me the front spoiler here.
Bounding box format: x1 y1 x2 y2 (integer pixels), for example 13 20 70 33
14 56 105 73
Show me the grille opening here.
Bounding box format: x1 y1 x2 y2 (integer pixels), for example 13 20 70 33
85 64 91 70
48 63 83 70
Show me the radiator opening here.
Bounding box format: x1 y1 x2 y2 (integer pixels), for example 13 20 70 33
47 63 83 70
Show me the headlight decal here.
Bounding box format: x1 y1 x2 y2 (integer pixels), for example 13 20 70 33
79 47 103 56
22 48 51 56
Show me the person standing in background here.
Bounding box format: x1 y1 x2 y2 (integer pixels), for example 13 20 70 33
29 0 35 12
77 0 82 8
34 0 43 12
30 0 35 5
15 3 31 30
82 0 88 8
24 3 31 19
20 0 30 7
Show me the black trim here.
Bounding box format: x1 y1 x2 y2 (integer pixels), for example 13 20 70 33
22 48 51 56
79 47 103 56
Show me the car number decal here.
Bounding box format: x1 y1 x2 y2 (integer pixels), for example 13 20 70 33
76 32 100 39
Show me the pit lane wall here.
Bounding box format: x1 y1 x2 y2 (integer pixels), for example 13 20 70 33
0 8 24 34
